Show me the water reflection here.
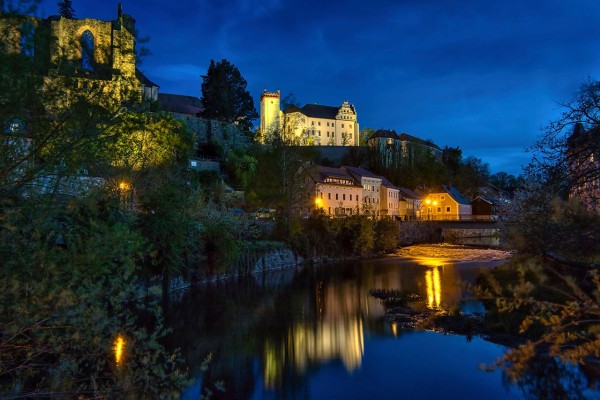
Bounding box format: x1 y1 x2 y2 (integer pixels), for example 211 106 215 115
168 258 598 400
263 278 372 388
114 334 126 367
425 266 442 309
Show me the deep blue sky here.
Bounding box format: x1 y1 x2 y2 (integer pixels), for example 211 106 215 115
33 0 600 175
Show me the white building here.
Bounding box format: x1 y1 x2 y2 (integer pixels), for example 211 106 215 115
259 89 359 146
305 165 363 216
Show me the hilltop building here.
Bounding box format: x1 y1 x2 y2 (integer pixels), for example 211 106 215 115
367 129 443 163
0 3 154 104
259 89 360 146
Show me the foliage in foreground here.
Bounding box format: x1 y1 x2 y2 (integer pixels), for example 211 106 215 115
477 256 600 383
0 195 188 398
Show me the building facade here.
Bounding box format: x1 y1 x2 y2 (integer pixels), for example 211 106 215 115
305 165 363 216
0 4 149 104
421 185 472 220
259 89 359 146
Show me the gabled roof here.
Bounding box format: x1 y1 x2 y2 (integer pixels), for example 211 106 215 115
158 93 202 115
381 177 400 191
136 69 159 88
343 166 382 180
398 187 420 200
285 104 340 119
441 184 471 205
472 196 502 206
370 129 399 140
398 133 441 150
307 165 361 186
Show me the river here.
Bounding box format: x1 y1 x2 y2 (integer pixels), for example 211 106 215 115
165 251 599 400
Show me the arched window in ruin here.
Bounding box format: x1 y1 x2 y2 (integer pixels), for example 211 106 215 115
81 30 95 71
20 21 35 58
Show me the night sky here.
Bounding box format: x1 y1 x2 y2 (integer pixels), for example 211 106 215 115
33 0 600 175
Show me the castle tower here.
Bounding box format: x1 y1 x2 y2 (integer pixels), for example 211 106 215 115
260 89 281 138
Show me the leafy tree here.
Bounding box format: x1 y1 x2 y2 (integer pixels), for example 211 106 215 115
0 16 192 395
199 59 258 133
442 146 462 176
489 171 520 193
359 127 375 146
57 0 74 18
374 219 399 253
455 155 490 197
250 129 317 237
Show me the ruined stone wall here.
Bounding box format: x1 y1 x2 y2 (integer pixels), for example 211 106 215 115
1 10 140 103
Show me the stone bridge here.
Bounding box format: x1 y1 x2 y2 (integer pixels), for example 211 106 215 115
397 220 504 246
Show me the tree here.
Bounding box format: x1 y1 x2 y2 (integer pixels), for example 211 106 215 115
489 171 520 193
0 18 191 395
199 59 258 133
57 0 74 18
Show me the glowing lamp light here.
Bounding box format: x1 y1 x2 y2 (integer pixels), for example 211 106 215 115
118 181 130 191
425 199 431 205
315 197 322 207
114 334 126 367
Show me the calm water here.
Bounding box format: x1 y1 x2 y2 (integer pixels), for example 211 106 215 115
166 257 599 400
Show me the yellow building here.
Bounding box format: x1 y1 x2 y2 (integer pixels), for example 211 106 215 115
259 89 359 146
421 185 472 221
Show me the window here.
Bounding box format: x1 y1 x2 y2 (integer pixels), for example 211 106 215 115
318 131 321 136
437 207 441 213
446 206 451 213
332 132 335 137
81 30 95 71
336 193 339 200
328 193 331 200
341 124 344 128
20 22 35 58
327 132 329 137
441 195 445 200
350 194 353 201
343 194 346 200
321 193 323 199
318 122 321 126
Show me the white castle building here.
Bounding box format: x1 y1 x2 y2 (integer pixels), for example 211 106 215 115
259 89 360 146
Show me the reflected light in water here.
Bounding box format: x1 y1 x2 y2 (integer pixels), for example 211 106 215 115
114 334 126 367
425 266 442 309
